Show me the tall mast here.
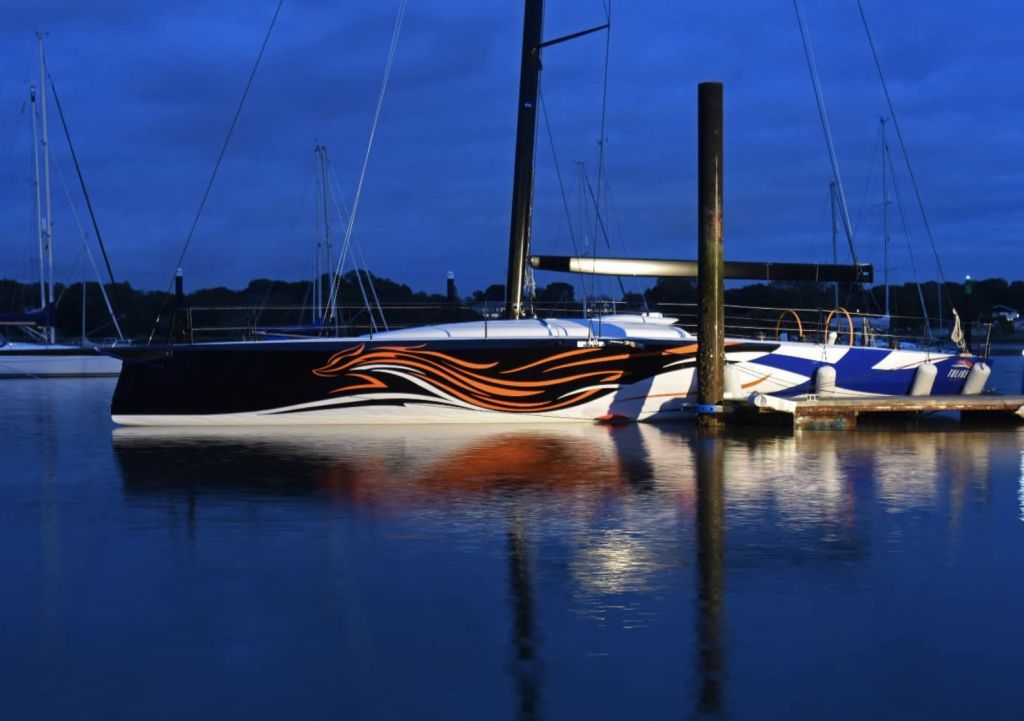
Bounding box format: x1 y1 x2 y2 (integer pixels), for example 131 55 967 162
312 149 322 322
38 32 55 343
881 117 890 318
316 144 334 328
30 85 45 311
504 0 544 320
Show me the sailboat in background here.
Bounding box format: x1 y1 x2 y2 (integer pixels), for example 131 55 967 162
108 0 987 425
0 34 122 378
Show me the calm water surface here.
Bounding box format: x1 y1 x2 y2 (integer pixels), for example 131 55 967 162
2 361 1024 720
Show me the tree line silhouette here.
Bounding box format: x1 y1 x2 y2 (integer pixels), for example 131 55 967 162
1 271 1022 343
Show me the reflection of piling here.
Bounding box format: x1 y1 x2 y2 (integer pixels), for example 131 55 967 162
697 82 725 428
695 431 726 715
507 513 541 721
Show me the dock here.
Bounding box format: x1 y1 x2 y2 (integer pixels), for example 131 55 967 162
726 393 1024 430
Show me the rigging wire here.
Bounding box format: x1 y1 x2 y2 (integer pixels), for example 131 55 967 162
591 0 613 259
349 269 376 334
589 1 619 313
538 89 586 310
325 0 407 325
851 122 883 237
327 175 385 333
47 76 121 314
148 0 285 342
356 244 388 331
539 90 582 260
52 158 124 339
792 0 860 266
577 161 592 314
583 173 627 302
856 0 950 298
328 171 388 331
172 0 284 276
844 122 885 318
538 3 616 315
886 137 932 337
600 175 649 310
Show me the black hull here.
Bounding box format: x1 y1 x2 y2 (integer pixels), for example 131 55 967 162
110 337 719 423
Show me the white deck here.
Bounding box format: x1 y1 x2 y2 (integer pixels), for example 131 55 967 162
362 314 694 342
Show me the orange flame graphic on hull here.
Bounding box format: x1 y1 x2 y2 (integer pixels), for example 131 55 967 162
311 344 638 413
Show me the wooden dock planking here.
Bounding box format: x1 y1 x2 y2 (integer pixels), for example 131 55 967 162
728 394 1024 430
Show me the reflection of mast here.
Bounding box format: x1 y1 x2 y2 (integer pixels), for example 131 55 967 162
507 510 541 721
695 431 725 716
40 391 62 651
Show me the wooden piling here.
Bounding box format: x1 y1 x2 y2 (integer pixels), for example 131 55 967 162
697 82 725 428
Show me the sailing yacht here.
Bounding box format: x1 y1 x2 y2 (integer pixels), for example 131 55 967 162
1 35 122 379
0 339 120 379
108 0 986 425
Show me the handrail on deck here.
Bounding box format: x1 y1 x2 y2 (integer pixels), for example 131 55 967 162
165 299 958 352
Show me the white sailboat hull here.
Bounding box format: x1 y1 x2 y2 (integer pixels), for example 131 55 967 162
0 343 122 378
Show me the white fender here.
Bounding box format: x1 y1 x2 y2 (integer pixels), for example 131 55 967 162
961 361 991 395
815 365 837 396
750 393 797 414
723 364 742 399
909 362 937 396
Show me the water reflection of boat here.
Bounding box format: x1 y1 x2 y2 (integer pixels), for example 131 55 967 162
111 423 1021 719
729 429 997 503
114 422 685 721
113 424 673 507
112 424 1014 546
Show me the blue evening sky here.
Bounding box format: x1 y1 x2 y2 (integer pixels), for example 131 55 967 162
1 0 1021 296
